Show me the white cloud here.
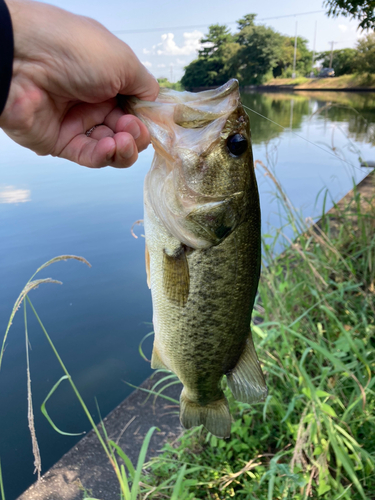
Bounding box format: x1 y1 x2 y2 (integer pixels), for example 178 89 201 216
149 30 203 56
177 58 186 65
143 48 151 54
0 186 30 204
338 24 348 32
157 63 166 68
141 61 152 68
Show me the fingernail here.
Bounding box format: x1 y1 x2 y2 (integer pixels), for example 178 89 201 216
125 121 141 140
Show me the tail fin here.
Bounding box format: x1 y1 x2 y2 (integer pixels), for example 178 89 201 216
180 390 231 438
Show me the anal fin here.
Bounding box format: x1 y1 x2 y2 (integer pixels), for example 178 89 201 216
151 345 169 370
180 389 231 439
227 332 267 404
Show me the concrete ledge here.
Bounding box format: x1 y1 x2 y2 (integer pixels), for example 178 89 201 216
18 374 182 500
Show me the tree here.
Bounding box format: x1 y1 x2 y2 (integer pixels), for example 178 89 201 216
181 24 239 88
356 32 375 73
273 37 312 78
181 14 312 88
181 58 222 88
236 14 256 41
324 0 375 30
316 48 357 75
198 24 233 59
235 20 284 85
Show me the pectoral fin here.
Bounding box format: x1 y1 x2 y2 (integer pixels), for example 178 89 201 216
145 243 151 289
226 332 267 404
163 247 190 306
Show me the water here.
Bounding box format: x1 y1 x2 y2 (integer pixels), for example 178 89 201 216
1 90 374 499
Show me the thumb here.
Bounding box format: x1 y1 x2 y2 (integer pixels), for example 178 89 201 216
117 47 159 101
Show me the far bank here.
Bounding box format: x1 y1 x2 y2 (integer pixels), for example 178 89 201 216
252 74 375 92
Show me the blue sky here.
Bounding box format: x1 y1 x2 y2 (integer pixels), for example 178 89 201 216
48 0 365 81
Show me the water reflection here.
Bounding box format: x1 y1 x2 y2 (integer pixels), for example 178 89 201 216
241 91 375 146
241 92 312 143
0 185 31 204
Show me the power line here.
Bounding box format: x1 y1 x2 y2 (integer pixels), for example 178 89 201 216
113 10 325 35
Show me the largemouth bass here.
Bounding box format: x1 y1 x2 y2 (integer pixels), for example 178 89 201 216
124 79 267 438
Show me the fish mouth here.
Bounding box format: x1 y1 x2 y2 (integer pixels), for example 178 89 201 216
123 80 250 249
157 79 239 106
120 79 241 161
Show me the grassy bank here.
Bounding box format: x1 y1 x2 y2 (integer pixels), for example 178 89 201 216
262 74 375 90
141 172 375 499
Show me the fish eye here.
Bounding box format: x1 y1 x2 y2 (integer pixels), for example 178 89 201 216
227 134 248 157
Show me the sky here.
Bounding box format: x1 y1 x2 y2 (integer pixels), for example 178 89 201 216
46 0 367 81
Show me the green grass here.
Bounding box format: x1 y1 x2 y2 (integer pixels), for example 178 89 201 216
2 171 375 499
157 78 184 91
263 74 375 89
142 172 375 499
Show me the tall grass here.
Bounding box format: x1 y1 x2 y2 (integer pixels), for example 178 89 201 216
0 256 164 500
2 168 374 499
143 169 375 499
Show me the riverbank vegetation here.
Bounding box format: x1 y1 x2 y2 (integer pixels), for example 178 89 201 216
180 15 375 89
141 170 375 499
262 74 375 89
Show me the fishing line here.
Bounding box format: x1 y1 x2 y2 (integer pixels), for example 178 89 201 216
242 104 365 172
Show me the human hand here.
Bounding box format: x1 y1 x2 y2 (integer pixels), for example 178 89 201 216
0 0 159 168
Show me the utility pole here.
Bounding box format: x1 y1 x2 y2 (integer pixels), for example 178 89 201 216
292 21 298 79
311 21 317 75
329 41 334 68
170 63 174 83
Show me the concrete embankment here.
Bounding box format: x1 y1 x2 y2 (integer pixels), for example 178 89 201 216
18 171 375 500
18 374 183 500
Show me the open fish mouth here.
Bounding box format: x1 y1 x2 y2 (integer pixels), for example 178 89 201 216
120 79 241 165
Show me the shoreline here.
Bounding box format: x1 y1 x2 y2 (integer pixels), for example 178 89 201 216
186 85 375 93
247 86 375 92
